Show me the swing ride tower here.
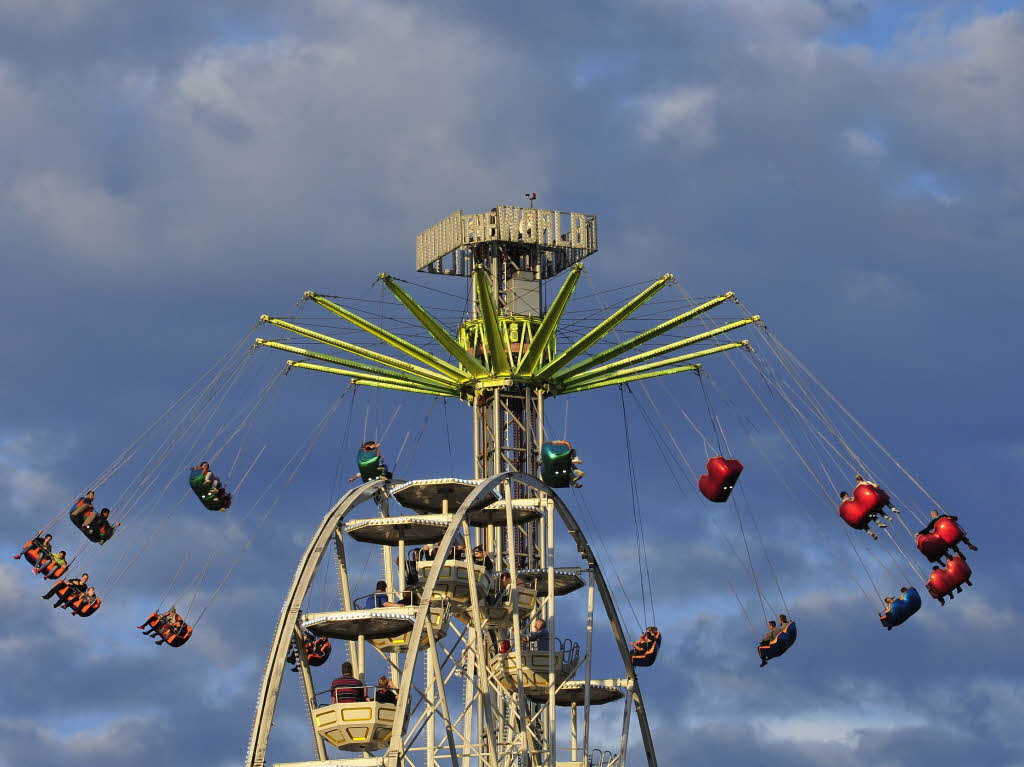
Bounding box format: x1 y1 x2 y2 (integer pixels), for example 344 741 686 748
247 204 761 767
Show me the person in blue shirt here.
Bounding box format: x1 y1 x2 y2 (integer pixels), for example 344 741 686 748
523 618 549 651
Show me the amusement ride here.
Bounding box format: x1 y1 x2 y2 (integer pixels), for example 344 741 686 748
15 202 981 767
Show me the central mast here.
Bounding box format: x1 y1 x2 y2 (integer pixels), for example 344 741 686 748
415 204 599 566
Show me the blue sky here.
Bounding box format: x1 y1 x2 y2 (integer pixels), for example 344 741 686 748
2 2 1023 766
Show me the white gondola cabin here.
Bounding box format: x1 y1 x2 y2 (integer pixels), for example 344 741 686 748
312 700 397 751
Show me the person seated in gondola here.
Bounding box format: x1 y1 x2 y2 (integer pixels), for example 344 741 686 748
331 662 367 703
42 573 88 607
523 618 550 651
417 543 436 561
215 486 232 510
757 621 779 667
372 580 405 608
69 491 96 525
84 508 120 538
853 475 896 519
758 614 796 667
350 440 391 483
838 491 885 539
879 586 922 629
917 510 978 552
306 636 330 664
190 462 232 511
13 531 51 560
631 626 662 667
487 572 511 607
190 461 214 488
139 606 178 636
375 676 397 704
540 440 584 488
473 545 494 572
70 587 100 615
33 550 67 577
286 630 329 670
154 613 187 645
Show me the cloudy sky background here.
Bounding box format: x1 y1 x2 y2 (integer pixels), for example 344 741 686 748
2 2 1023 766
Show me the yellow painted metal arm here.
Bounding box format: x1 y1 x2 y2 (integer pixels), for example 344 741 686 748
304 292 465 381
555 317 758 385
556 292 734 380
536 274 673 378
559 365 700 394
559 341 748 386
255 339 451 388
259 315 456 387
287 361 457 396
472 269 511 376
349 379 462 398
380 275 489 377
515 263 582 376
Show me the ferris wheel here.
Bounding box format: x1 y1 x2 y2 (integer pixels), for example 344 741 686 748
246 471 662 767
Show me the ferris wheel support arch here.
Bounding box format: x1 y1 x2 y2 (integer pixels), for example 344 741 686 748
245 472 657 767
246 478 387 767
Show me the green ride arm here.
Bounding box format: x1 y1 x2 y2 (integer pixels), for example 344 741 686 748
559 365 701 394
255 339 450 388
259 315 456 388
380 274 489 377
304 292 465 381
555 292 735 381
515 263 583 377
555 317 758 386
287 361 457 396
473 269 511 377
558 342 748 387
535 274 674 379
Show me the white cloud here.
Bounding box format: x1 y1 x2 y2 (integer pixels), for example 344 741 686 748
9 171 143 267
636 86 717 150
843 128 885 159
841 270 914 306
